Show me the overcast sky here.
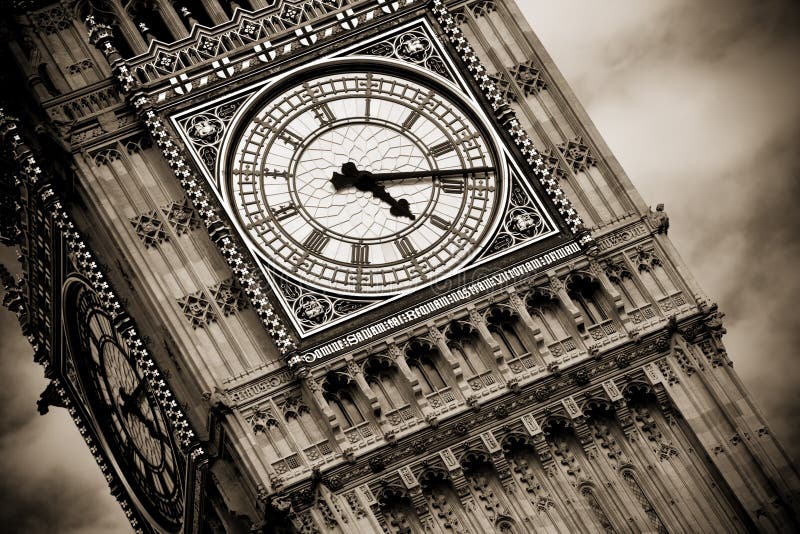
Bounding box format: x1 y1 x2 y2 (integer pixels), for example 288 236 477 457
1 0 798 531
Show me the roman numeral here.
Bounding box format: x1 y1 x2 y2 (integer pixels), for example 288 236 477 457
429 141 455 158
430 214 453 231
439 176 465 194
271 203 298 221
303 229 330 253
253 116 277 130
351 244 370 265
395 236 417 259
311 102 336 125
402 112 420 129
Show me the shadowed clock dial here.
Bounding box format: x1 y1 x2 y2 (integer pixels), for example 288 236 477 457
226 66 502 295
64 280 183 530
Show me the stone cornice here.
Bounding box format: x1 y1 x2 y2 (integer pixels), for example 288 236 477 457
270 310 716 503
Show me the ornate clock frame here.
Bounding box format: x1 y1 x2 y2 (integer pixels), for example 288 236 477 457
90 0 592 369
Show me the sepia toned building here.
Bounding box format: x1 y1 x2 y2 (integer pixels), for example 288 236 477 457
1 0 798 532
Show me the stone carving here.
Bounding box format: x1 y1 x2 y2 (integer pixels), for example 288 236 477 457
470 0 497 17
274 273 374 332
130 210 169 248
359 25 451 79
648 203 670 235
488 71 518 103
247 407 280 434
178 290 217 328
177 97 246 173
31 4 72 35
511 60 548 94
603 260 633 284
630 246 662 273
538 148 567 181
557 137 596 173
485 176 552 255
210 278 247 315
161 198 200 235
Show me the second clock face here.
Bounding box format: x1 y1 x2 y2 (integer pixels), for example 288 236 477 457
225 66 502 296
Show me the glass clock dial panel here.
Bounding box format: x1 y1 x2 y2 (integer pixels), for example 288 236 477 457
65 280 183 529
225 69 501 296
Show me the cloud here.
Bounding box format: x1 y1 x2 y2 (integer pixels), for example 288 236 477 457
0 1 798 530
0 247 130 533
524 0 800 457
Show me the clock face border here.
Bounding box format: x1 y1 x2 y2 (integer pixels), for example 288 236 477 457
169 17 566 343
218 60 507 299
61 276 186 531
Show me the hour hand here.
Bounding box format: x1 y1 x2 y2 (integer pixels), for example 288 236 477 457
370 183 415 220
330 162 360 190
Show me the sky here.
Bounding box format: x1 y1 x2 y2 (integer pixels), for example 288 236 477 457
1 0 798 531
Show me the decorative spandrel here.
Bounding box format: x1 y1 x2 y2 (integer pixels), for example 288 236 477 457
355 24 452 80
175 96 248 180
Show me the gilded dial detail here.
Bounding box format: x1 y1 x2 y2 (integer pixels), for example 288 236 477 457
226 68 502 296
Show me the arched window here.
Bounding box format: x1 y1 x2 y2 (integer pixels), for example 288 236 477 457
379 486 419 534
281 395 326 448
526 291 579 356
580 486 616 533
566 275 609 325
621 470 668 533
322 372 366 429
250 409 294 458
630 248 680 299
406 341 447 395
364 357 407 412
445 321 489 377
486 307 528 359
604 260 648 309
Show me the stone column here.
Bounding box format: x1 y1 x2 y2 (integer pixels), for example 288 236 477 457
346 357 380 414
467 305 515 383
199 0 229 25
155 0 190 40
506 288 549 365
387 342 435 421
108 0 148 54
589 260 634 332
427 323 473 399
548 274 584 330
300 372 343 446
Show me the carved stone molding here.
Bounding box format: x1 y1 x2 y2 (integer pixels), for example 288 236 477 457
558 137 596 173
178 289 217 328
130 209 169 248
510 59 548 94
161 198 200 235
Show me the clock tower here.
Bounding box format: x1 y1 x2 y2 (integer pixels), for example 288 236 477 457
1 0 798 532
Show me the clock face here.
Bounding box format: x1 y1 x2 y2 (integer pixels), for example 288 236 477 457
224 66 502 296
64 280 183 530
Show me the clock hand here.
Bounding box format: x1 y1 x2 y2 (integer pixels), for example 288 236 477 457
367 166 495 182
368 181 415 220
330 161 361 190
331 164 494 188
330 163 415 220
118 382 166 442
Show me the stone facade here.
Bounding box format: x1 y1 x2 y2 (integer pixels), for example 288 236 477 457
0 0 798 533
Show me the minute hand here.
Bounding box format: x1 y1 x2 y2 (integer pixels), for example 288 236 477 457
368 166 495 182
